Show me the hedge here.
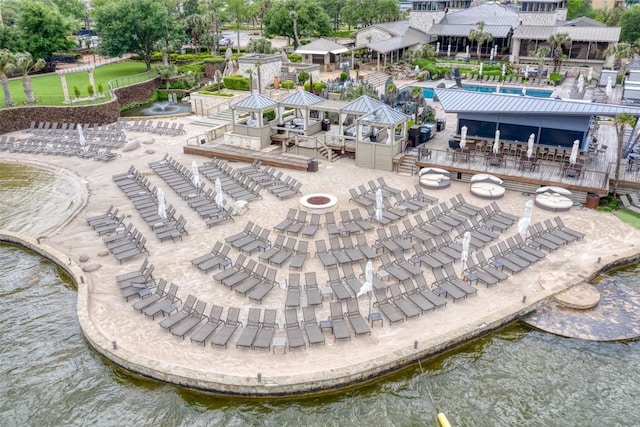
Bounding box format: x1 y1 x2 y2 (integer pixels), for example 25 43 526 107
281 80 295 89
223 75 250 91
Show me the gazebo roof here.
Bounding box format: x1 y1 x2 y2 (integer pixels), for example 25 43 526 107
279 90 325 108
232 92 278 111
341 95 385 115
358 104 409 126
295 38 348 55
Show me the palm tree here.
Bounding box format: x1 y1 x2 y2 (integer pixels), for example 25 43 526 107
13 52 44 104
185 14 208 54
547 32 571 73
385 83 398 108
155 63 179 89
342 82 378 101
604 42 635 77
530 46 550 83
214 69 223 92
468 21 493 62
0 49 15 107
613 113 637 198
247 38 274 54
290 10 300 49
411 86 423 124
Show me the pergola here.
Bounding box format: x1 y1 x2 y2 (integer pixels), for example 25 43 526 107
277 90 325 135
357 104 410 144
339 95 385 138
231 92 278 128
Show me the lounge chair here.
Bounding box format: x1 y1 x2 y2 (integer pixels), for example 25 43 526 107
301 214 321 238
289 240 309 270
236 308 262 349
302 306 325 346
233 263 267 296
274 208 297 233
329 302 351 342
190 304 225 345
315 240 338 269
401 279 437 312
412 274 448 308
247 268 278 303
211 307 242 349
373 289 405 324
285 274 301 308
253 309 278 350
345 299 371 336
131 279 167 311
304 272 322 306
327 266 351 301
142 283 181 319
387 283 422 318
284 309 306 350
170 300 207 339
553 216 585 240
159 295 197 330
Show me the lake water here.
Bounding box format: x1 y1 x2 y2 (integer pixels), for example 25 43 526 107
1 162 639 425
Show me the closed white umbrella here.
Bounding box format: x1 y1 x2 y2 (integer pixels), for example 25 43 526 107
517 199 534 237
215 177 224 208
77 124 86 146
587 67 593 82
191 160 201 189
460 231 471 275
375 188 383 223
501 63 506 77
459 126 467 150
466 45 470 59
524 66 528 79
157 187 167 220
493 130 501 154
479 62 483 77
522 86 527 96
527 133 535 159
605 77 613 98
577 75 584 93
569 139 580 165
447 44 451 57
357 260 374 315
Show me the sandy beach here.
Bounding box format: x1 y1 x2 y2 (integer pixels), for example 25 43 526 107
3 112 640 395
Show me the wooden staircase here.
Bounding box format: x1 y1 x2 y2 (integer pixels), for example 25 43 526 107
396 151 419 176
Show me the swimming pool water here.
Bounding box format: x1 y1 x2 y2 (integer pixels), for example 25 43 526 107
422 85 552 99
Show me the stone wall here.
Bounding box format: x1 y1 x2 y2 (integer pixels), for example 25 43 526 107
518 12 558 26
0 77 160 135
356 27 392 48
408 11 446 36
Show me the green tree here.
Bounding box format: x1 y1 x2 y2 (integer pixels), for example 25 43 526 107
605 42 635 75
185 13 208 54
0 25 23 52
547 32 571 73
410 86 422 124
322 0 342 31
289 10 300 49
248 0 272 33
530 46 550 83
226 0 248 54
13 51 45 104
18 1 74 70
468 21 493 62
343 82 378 100
182 0 202 17
341 0 401 28
247 38 275 54
94 0 173 71
0 49 16 107
620 5 640 43
411 44 436 60
614 113 637 198
155 63 179 89
566 0 593 20
264 0 331 45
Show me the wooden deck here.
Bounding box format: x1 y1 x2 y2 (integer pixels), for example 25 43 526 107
184 143 310 171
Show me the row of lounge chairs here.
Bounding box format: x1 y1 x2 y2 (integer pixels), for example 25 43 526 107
113 166 188 242
199 159 263 202
213 253 280 303
87 206 148 264
258 235 309 269
620 193 640 216
2 137 120 161
28 121 127 138
124 119 185 136
191 241 232 274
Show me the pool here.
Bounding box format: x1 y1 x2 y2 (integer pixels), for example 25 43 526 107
422 84 553 99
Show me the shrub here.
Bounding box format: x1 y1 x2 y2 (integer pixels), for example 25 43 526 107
73 86 81 98
298 71 309 85
97 82 104 94
300 39 311 45
203 57 227 64
223 75 250 91
178 63 205 74
281 80 295 89
340 71 348 81
87 85 94 97
263 108 276 122
303 82 326 92
287 54 302 63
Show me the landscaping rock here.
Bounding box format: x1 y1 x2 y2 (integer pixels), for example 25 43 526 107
79 255 89 263
82 263 101 273
122 140 140 152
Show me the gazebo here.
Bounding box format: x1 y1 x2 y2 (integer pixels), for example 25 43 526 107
355 104 410 171
229 92 278 149
294 38 348 72
339 95 385 138
277 90 325 136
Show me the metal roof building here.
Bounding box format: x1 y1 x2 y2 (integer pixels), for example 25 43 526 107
435 89 640 149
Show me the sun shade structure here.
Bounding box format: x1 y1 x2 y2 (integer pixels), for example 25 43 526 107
355 105 410 171
294 38 348 55
229 92 279 148
339 96 386 138
277 90 326 134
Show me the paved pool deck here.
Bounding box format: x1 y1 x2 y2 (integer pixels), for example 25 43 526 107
3 114 640 396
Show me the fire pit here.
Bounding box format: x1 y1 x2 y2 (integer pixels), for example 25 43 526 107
300 193 338 214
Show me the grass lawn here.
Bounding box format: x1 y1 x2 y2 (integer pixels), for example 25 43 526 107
615 209 640 228
2 61 152 106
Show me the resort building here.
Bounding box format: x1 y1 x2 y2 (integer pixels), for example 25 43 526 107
355 0 621 69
